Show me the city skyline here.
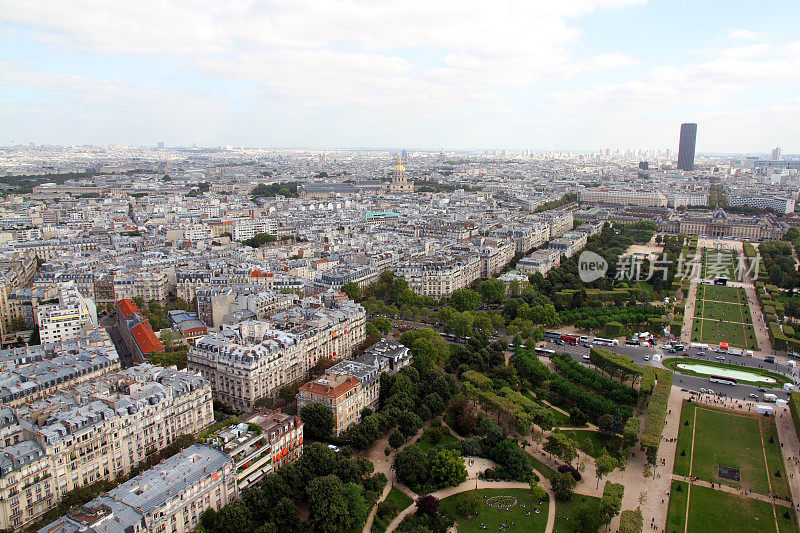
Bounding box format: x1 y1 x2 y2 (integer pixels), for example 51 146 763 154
2 0 800 152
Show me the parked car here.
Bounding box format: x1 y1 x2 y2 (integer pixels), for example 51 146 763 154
749 393 759 399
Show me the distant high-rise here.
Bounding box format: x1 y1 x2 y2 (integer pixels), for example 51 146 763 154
677 123 697 171
771 147 782 161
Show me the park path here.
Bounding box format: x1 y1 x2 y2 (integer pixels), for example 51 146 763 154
736 247 772 354
773 406 800 530
671 474 793 507
360 424 429 533
605 387 685 531
681 281 698 345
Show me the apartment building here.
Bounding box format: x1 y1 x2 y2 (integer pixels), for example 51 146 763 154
540 210 575 239
0 342 120 408
113 269 170 305
395 255 482 299
36 282 98 345
579 189 668 208
231 218 278 241
176 270 212 302
727 194 796 214
36 444 235 533
195 285 296 328
547 231 588 259
0 365 213 530
206 410 302 490
517 249 561 277
189 329 300 411
0 252 37 339
297 373 363 436
314 264 379 290
189 293 365 411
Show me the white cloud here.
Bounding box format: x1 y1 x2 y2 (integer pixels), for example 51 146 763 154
728 29 760 40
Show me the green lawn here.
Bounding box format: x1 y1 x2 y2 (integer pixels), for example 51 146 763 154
699 299 744 322
439 488 549 533
691 317 757 349
528 452 558 481
670 402 791 498
702 251 738 280
555 429 622 459
665 480 689 533
416 427 459 452
684 483 796 533
691 283 756 349
552 494 603 533
673 403 696 477
372 488 414 533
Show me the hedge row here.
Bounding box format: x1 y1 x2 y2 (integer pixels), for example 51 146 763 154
589 347 643 380
549 375 633 422
790 392 800 442
551 353 638 405
619 508 644 533
640 367 673 464
602 481 625 518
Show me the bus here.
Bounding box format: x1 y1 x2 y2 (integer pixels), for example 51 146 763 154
709 375 737 386
535 347 556 357
593 337 619 346
561 334 580 345
544 330 561 339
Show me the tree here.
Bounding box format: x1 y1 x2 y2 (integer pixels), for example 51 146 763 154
551 471 577 501
455 491 482 518
270 497 302 533
341 482 369 529
307 475 348 533
372 317 392 334
479 278 506 305
594 454 620 489
449 289 481 312
529 483 548 503
429 448 467 489
543 433 579 465
573 498 607 532
394 444 429 488
160 329 177 351
597 414 616 437
389 429 405 449
300 402 335 440
416 495 440 515
214 500 254 533
341 282 362 302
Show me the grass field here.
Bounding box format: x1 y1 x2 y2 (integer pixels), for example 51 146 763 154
701 250 738 280
672 402 790 498
665 481 798 533
555 429 622 459
416 427 459 452
528 451 557 480
439 488 549 533
371 488 414 533
552 494 603 533
702 284 745 303
691 283 757 349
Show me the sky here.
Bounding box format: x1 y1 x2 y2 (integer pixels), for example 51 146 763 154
1 0 799 153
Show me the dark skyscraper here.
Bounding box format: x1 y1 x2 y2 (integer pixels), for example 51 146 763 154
677 123 697 171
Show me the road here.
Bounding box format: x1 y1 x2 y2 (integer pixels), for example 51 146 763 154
541 338 796 403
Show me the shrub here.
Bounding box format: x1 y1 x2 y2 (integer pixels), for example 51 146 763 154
619 507 644 533
640 368 672 463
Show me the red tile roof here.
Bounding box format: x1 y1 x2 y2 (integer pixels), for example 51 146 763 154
116 299 139 319
130 323 165 355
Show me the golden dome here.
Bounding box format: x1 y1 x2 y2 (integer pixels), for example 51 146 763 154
394 155 405 172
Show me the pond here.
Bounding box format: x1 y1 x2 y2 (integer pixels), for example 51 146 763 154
675 363 776 383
